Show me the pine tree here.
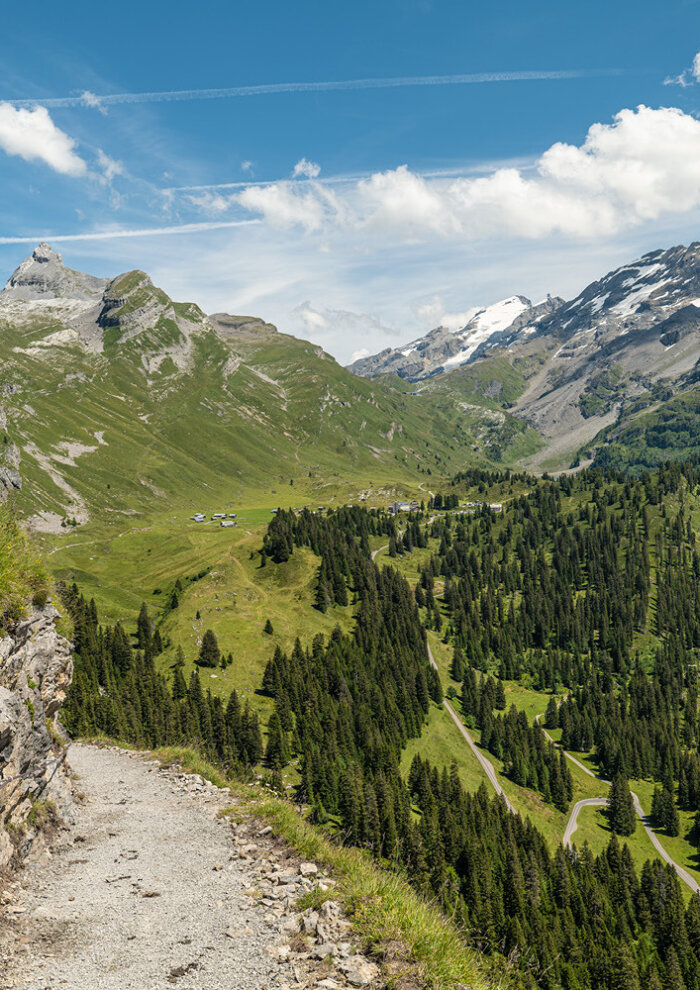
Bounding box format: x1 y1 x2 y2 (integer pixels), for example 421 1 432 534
663 947 684 990
265 711 291 768
609 942 640 990
608 773 636 836
545 696 559 729
264 618 274 634
197 629 220 668
136 602 152 651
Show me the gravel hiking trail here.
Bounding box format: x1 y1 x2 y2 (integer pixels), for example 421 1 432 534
0 744 299 990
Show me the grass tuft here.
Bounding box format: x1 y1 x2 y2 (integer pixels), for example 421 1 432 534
0 503 48 628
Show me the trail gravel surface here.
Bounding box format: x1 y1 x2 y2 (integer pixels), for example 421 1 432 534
0 744 300 990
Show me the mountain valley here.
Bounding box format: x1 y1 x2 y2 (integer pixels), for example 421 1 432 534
3 241 700 990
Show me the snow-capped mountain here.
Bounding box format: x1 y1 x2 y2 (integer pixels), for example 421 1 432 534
496 242 700 461
493 242 700 353
348 295 563 381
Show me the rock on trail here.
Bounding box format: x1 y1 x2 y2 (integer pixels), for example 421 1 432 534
0 744 369 990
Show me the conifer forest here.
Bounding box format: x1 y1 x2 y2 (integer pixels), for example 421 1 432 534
63 461 700 989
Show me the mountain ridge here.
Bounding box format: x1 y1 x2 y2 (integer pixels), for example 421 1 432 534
348 293 563 381
0 244 537 528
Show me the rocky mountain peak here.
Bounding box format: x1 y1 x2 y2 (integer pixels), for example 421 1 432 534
349 294 563 382
1 242 108 302
32 241 63 265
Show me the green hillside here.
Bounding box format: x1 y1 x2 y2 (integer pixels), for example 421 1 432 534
0 503 47 626
587 382 700 472
0 271 536 533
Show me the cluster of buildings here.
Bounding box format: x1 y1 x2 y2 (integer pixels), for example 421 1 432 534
388 500 421 515
386 499 503 517
190 512 238 527
464 501 503 512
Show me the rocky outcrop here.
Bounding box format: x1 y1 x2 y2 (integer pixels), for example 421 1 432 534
0 604 73 870
0 442 21 502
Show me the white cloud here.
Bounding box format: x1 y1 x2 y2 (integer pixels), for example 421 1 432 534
413 295 479 330
357 165 460 237
97 149 124 183
186 190 233 215
236 182 338 231
350 347 371 362
291 300 399 345
241 160 254 173
0 103 86 176
80 90 107 114
294 300 328 330
663 73 691 88
0 219 260 245
663 52 700 88
292 158 321 179
236 105 700 241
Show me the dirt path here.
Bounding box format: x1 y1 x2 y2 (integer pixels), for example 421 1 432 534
425 644 515 814
442 699 516 814
0 744 303 990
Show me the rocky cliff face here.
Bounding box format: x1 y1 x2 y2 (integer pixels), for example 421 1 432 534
0 604 73 870
0 440 21 503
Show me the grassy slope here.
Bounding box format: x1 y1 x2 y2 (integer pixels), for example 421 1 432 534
0 503 47 624
155 530 356 715
0 283 538 534
588 382 700 473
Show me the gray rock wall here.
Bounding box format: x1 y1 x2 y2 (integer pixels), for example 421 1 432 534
0 604 73 869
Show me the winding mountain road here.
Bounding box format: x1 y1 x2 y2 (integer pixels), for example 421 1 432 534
562 798 607 847
534 714 700 894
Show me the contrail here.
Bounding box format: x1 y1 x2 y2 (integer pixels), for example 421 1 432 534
6 69 621 109
0 219 260 245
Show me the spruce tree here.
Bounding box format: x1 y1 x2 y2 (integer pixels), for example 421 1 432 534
545 696 559 729
608 773 636 836
609 942 640 990
265 711 291 768
197 629 220 668
136 602 152 651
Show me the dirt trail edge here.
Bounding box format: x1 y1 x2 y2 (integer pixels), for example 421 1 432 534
0 744 379 990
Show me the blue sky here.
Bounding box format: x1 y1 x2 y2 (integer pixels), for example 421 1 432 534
1 0 700 360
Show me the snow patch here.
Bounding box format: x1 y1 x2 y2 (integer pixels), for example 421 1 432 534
443 296 529 368
610 280 667 317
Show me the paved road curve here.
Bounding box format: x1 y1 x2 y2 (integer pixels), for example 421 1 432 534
535 714 700 894
563 798 607 847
